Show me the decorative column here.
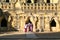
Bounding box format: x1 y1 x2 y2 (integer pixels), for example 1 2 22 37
20 16 25 32
33 16 37 32
8 16 11 30
15 14 20 30
44 17 50 32
42 17 45 32
33 21 36 32
40 16 45 32
37 16 41 32
55 17 60 32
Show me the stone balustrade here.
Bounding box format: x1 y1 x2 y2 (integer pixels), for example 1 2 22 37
21 3 59 12
0 2 15 10
0 2 60 12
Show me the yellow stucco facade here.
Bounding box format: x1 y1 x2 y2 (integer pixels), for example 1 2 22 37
0 0 60 32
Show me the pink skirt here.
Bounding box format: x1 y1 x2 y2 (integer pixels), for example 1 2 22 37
25 28 27 32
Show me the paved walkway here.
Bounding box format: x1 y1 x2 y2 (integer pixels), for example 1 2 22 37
0 32 25 38
0 32 38 38
25 32 38 38
0 32 25 37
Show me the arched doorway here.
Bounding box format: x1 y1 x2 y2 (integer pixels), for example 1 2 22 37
50 19 56 27
25 17 33 32
50 19 56 31
1 18 7 27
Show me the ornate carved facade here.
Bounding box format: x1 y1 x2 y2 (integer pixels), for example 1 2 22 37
0 0 60 32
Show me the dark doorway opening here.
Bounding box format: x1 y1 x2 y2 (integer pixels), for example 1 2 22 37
1 18 7 27
26 19 32 24
47 0 50 3
34 0 37 3
6 0 9 2
27 0 31 3
50 19 56 27
25 18 33 32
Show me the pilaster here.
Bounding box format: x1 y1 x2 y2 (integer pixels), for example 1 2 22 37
37 17 41 31
20 16 25 32
32 16 37 32
44 17 50 32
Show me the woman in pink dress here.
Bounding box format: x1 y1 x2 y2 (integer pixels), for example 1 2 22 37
28 23 33 32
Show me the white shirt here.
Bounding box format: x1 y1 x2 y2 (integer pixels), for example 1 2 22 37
25 24 27 28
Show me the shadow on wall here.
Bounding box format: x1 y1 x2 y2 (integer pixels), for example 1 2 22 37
9 16 18 31
0 9 18 34
4 11 18 31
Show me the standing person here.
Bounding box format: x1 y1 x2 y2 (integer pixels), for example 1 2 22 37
28 23 31 31
24 24 27 32
28 23 33 32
